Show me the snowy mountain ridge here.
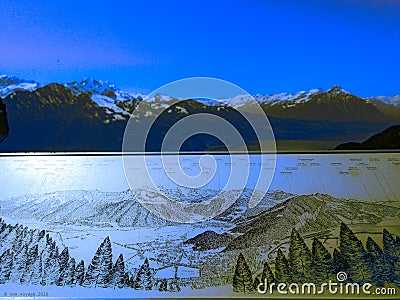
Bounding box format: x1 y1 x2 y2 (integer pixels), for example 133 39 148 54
64 77 145 101
219 88 323 108
1 74 399 112
0 75 41 97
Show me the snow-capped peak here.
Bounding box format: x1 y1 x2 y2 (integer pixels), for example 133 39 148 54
0 74 41 97
257 88 322 106
327 85 349 95
65 77 117 95
64 77 145 100
64 78 146 116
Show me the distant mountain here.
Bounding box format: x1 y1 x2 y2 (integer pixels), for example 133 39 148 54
365 98 400 119
0 75 40 97
65 77 119 95
0 189 172 228
261 86 399 122
222 89 322 109
335 125 400 150
369 95 400 107
185 193 400 251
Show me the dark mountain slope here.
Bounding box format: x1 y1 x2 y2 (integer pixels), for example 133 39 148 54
0 98 8 143
335 125 400 150
223 194 400 251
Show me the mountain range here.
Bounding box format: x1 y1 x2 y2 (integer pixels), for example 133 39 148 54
0 188 291 228
0 75 399 151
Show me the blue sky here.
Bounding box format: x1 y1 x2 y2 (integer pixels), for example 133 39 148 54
1 0 399 96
